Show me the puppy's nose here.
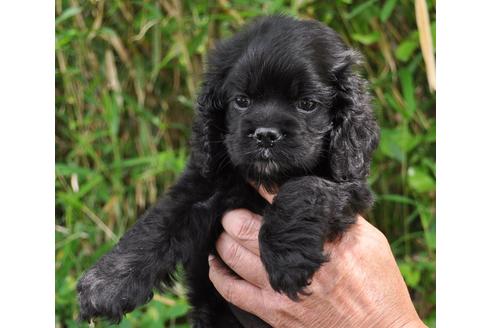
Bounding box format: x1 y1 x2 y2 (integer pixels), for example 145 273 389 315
253 127 282 147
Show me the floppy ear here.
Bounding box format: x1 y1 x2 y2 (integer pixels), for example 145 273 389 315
326 50 380 182
190 74 228 178
190 26 252 178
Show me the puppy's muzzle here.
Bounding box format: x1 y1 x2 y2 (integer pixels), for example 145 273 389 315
251 127 283 148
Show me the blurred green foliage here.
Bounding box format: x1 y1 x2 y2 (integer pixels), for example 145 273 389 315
55 0 436 327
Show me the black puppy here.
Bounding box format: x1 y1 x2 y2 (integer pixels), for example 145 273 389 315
77 15 379 327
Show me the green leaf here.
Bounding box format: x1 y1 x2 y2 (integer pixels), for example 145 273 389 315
424 315 436 328
380 0 397 22
400 68 416 118
55 163 95 177
118 319 133 328
379 127 420 162
351 32 380 45
398 262 421 288
55 29 79 50
408 166 435 193
346 0 377 19
55 7 82 26
425 220 436 251
165 299 189 318
396 39 419 62
378 194 418 206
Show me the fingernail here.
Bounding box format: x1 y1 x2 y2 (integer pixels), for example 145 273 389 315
208 254 215 263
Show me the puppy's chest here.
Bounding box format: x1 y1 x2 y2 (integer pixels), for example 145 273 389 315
217 185 268 215
195 184 267 233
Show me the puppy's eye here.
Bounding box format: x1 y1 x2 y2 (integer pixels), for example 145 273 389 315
296 99 318 113
234 96 250 109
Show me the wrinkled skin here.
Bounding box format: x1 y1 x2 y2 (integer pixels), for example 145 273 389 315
209 205 425 327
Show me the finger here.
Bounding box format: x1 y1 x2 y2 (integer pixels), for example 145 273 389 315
222 209 261 256
216 233 270 289
256 184 276 204
208 255 269 318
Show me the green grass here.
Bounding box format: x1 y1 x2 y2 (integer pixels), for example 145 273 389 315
55 0 436 327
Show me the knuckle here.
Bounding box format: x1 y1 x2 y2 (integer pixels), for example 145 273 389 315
223 280 236 303
367 226 389 249
362 230 388 254
236 216 258 240
224 241 242 267
374 228 389 244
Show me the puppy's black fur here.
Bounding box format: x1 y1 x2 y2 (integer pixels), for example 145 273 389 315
77 15 379 327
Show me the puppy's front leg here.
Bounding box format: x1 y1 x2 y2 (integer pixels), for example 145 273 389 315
259 176 373 300
77 167 214 323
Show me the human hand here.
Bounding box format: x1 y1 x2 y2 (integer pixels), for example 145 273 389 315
208 187 426 328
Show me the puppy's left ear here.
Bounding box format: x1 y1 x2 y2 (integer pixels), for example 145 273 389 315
326 50 380 182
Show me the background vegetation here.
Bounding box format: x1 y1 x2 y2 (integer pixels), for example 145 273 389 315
55 0 436 327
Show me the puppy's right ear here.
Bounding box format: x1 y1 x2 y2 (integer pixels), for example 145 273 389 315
190 74 228 178
190 30 248 177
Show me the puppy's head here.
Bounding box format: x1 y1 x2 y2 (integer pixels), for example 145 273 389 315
192 16 379 189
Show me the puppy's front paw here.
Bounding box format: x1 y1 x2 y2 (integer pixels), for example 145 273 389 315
258 176 353 301
77 265 153 323
259 221 326 301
